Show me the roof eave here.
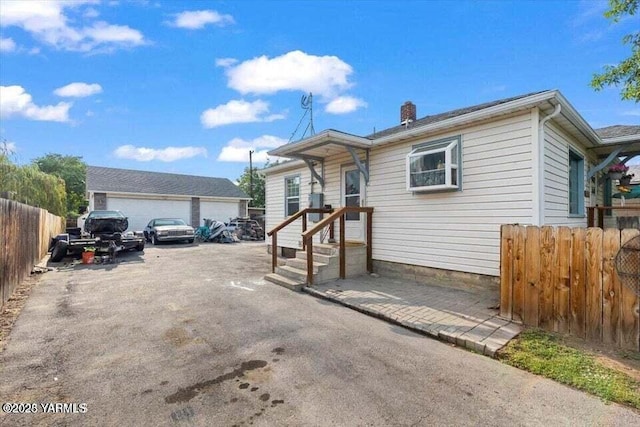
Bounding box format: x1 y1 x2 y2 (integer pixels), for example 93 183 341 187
371 90 602 148
371 91 557 145
261 159 306 174
553 91 601 147
600 135 640 145
87 190 251 201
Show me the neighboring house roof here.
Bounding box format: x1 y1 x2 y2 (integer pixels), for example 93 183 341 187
367 90 549 139
87 166 249 199
595 125 640 140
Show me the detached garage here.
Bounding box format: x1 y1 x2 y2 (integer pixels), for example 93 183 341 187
86 166 250 231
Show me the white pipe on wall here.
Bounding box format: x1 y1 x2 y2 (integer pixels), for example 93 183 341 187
538 103 562 225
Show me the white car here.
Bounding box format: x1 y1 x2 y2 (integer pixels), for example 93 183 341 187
143 218 195 245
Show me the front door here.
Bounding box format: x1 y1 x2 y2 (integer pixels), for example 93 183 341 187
342 166 365 241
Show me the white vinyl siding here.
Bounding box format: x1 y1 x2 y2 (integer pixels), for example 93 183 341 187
265 166 310 249
543 122 595 227
367 111 534 276
264 109 602 278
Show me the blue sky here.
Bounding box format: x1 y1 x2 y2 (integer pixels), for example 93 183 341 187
1 0 638 180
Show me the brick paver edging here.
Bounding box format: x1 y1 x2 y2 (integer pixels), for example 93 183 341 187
302 286 521 358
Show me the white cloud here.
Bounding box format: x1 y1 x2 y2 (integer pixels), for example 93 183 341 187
83 7 99 18
113 145 208 162
215 57 238 67
200 99 285 128
622 109 640 117
0 37 16 52
54 82 103 98
325 96 367 114
0 85 71 122
222 50 354 98
169 10 234 29
217 135 288 163
0 1 146 53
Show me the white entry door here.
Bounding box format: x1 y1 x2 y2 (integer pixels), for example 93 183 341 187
342 166 366 241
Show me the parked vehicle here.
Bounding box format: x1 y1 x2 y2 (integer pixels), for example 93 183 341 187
226 217 265 240
50 210 145 262
144 218 195 245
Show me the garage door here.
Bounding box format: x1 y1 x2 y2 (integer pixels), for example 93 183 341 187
107 197 191 232
200 201 239 224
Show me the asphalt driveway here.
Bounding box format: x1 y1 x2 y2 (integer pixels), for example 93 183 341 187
0 242 638 426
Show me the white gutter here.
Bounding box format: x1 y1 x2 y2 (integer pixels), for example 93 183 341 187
537 103 562 225
90 190 251 201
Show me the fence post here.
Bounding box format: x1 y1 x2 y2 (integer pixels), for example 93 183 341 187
500 225 514 319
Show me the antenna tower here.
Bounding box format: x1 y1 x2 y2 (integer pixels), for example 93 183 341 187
288 92 315 142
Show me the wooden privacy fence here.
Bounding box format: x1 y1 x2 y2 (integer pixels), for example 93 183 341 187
0 198 64 308
500 224 639 351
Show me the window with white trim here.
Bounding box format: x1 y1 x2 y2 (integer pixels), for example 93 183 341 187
406 136 461 191
285 175 300 216
568 150 584 216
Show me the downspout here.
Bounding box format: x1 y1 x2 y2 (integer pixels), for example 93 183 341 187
537 103 562 226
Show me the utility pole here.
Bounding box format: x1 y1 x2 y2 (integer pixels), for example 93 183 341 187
249 150 254 207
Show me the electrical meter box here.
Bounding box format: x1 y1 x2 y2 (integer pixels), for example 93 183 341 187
308 193 324 222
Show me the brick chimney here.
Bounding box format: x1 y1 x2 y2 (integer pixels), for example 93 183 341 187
400 101 416 124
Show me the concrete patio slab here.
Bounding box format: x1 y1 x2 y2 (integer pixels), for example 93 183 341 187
303 274 522 357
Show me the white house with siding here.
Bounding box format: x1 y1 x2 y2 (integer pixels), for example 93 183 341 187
263 90 640 287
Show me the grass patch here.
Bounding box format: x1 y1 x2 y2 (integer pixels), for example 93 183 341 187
500 329 640 409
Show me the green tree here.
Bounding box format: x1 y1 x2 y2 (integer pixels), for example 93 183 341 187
591 0 640 101
237 166 265 208
0 153 67 216
32 154 87 216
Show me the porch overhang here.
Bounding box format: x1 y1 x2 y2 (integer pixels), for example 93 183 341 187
586 135 640 180
269 130 373 186
268 130 373 159
588 136 640 159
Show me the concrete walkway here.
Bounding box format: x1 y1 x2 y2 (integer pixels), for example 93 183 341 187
304 274 522 357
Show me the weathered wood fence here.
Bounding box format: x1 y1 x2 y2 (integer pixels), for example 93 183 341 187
1 198 64 308
500 224 639 351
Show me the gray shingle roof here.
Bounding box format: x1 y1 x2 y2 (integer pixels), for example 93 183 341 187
367 90 550 139
87 166 249 199
595 125 640 140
